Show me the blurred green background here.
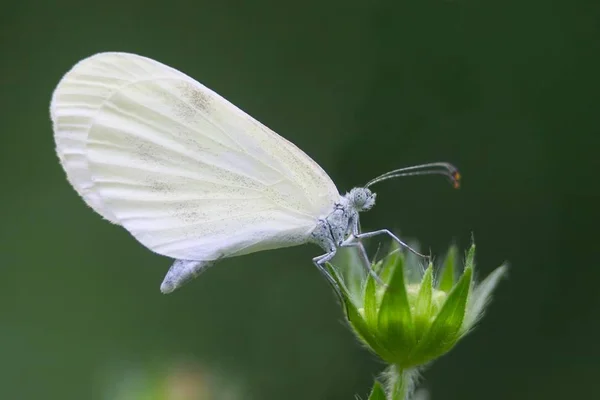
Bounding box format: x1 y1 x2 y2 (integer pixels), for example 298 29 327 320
1 0 599 399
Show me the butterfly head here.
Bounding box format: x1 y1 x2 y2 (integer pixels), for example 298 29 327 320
347 187 376 212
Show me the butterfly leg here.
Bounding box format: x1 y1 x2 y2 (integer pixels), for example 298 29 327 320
160 259 214 294
312 250 344 301
339 240 385 285
352 229 429 259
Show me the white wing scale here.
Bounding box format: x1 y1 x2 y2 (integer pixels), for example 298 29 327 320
51 52 340 261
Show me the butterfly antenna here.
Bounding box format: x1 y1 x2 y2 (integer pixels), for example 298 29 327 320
365 162 461 189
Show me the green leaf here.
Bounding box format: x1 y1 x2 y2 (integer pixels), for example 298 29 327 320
403 240 424 283
438 245 457 292
372 258 384 275
379 249 400 285
462 264 508 333
407 265 473 367
363 272 378 330
465 243 476 271
335 247 367 304
367 381 386 400
325 264 395 362
413 264 433 340
377 253 415 364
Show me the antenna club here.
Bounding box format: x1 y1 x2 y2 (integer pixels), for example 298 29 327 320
452 171 461 189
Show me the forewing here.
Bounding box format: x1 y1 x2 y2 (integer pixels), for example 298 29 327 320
52 52 340 260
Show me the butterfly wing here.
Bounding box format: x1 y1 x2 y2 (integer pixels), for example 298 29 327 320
51 52 340 261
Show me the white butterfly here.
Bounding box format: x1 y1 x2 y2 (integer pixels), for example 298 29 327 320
50 52 459 294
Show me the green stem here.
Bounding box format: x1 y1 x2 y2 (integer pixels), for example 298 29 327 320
386 365 417 400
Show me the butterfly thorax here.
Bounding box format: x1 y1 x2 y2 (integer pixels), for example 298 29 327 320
309 187 376 253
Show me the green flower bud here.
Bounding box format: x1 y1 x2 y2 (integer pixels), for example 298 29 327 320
327 242 507 370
